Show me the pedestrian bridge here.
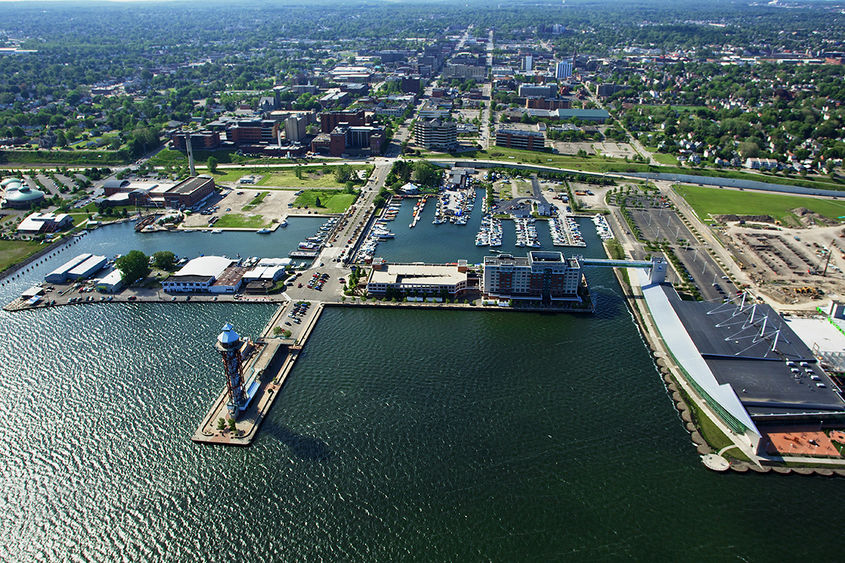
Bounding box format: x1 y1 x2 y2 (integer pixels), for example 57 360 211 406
582 257 667 284
582 258 654 269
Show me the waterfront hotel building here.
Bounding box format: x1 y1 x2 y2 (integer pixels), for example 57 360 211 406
482 251 584 305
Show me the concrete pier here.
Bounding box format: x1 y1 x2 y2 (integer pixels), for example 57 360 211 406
192 303 326 446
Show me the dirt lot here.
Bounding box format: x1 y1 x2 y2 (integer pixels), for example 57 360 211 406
722 223 845 306
593 141 638 159
182 188 296 229
568 183 615 211
550 141 595 156
455 108 481 121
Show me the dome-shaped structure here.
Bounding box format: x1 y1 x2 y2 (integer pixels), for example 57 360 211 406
1 178 23 189
217 323 241 346
2 180 45 209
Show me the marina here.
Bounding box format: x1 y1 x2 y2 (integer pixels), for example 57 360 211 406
361 188 589 264
592 214 614 240
514 217 540 248
474 215 502 247
433 187 475 225
289 217 339 258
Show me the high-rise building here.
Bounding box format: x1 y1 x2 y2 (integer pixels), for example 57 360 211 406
414 118 457 150
523 55 534 72
284 115 308 143
555 60 573 79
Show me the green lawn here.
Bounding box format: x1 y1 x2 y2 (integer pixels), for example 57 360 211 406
675 184 845 223
149 149 187 167
259 165 370 188
421 147 845 192
70 131 121 150
204 165 372 188
512 180 533 197
0 239 46 272
293 189 357 213
422 146 658 173
0 149 129 166
652 152 678 165
213 213 269 229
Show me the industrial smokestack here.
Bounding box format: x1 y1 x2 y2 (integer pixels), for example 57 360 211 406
185 129 196 176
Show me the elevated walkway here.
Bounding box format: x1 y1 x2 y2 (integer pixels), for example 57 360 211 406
583 258 653 269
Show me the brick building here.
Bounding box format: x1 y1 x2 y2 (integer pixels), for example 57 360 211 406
170 130 221 151
320 109 367 133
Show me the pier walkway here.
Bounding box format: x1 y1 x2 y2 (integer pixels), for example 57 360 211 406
192 302 326 446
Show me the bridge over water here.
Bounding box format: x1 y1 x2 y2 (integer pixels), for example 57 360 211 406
582 257 667 284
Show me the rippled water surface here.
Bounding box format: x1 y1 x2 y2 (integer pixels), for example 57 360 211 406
1 219 843 560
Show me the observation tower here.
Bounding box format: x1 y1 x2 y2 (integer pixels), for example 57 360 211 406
217 323 246 417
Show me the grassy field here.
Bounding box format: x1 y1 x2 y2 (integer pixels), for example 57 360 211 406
0 239 46 271
423 147 634 170
259 165 370 188
293 189 357 213
652 152 678 165
675 184 845 223
70 131 121 150
0 149 129 166
148 149 187 167
259 168 342 188
203 165 371 188
213 213 269 229
512 180 533 197
149 148 270 167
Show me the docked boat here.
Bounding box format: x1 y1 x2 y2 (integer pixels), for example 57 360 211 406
257 228 272 234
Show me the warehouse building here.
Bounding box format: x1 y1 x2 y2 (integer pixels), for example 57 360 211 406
45 254 108 283
16 212 73 234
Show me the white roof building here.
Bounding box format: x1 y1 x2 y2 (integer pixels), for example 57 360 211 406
96 268 125 293
174 256 235 278
17 212 73 234
367 263 469 296
161 256 237 294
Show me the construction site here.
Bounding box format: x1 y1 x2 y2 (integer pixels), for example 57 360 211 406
720 223 845 307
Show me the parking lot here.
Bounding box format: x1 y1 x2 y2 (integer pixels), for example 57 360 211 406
182 188 295 229
625 202 737 301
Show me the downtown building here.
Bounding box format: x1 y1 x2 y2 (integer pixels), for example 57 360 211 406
495 127 546 151
414 118 457 150
482 251 585 305
555 60 573 79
